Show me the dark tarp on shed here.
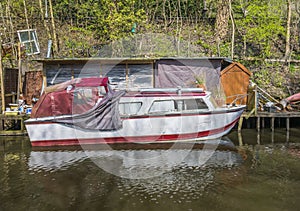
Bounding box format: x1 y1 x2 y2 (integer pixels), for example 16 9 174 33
155 59 222 90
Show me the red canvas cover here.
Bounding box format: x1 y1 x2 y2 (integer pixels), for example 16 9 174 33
75 77 109 87
31 77 108 118
31 88 99 118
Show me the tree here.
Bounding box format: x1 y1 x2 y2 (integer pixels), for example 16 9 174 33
234 0 285 58
214 0 230 56
215 0 230 41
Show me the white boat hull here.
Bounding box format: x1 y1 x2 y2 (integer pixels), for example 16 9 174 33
25 107 244 147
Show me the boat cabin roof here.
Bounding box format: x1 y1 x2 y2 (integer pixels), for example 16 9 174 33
31 77 211 118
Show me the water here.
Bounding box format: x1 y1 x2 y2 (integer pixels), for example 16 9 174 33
1 128 300 211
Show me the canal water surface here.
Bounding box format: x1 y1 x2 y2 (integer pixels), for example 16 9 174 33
1 128 300 211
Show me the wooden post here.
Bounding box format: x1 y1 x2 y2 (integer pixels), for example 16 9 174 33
238 131 243 146
0 39 5 113
20 115 24 133
286 117 290 143
17 42 22 102
152 60 155 87
271 117 275 143
42 63 47 91
257 132 260 145
0 116 3 130
238 116 243 132
125 62 129 88
254 85 258 116
271 117 275 131
256 116 260 132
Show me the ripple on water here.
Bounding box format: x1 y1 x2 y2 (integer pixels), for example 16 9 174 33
115 149 243 203
28 151 89 172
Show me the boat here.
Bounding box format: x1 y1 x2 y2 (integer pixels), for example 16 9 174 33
25 77 245 147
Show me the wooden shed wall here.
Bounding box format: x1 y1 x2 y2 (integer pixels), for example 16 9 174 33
44 62 154 89
221 63 251 105
24 71 43 105
4 68 18 105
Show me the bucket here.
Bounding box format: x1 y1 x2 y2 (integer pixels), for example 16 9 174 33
26 108 32 114
19 106 24 113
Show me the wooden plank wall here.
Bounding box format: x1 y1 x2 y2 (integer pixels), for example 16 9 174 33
221 64 251 105
24 71 43 105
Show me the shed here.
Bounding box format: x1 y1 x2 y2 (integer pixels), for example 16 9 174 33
36 57 227 90
34 57 252 105
220 62 252 105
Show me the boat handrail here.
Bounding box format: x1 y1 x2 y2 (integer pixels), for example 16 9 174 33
139 87 204 93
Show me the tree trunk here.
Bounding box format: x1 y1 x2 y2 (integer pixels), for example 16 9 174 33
49 0 58 55
6 0 16 66
177 0 182 55
0 38 5 113
215 0 230 41
23 0 30 29
0 3 8 41
285 0 291 61
38 0 51 40
229 0 235 59
162 0 167 30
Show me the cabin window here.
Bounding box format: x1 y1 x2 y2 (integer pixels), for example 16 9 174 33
175 99 208 111
149 100 175 113
73 88 96 105
119 102 142 115
98 86 107 96
184 99 208 110
148 99 208 114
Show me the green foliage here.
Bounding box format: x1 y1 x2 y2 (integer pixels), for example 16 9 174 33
1 0 299 96
1 0 299 62
234 0 286 58
52 0 146 44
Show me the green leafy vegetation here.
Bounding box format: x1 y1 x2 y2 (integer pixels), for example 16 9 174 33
0 0 299 96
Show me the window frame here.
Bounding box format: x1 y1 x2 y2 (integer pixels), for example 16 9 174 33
119 102 143 115
148 98 209 114
17 29 40 55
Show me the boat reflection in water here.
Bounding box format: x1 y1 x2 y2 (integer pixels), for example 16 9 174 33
28 137 243 179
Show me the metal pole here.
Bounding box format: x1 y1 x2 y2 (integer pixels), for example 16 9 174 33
46 39 52 58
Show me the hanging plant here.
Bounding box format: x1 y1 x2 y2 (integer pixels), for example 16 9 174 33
194 74 206 90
